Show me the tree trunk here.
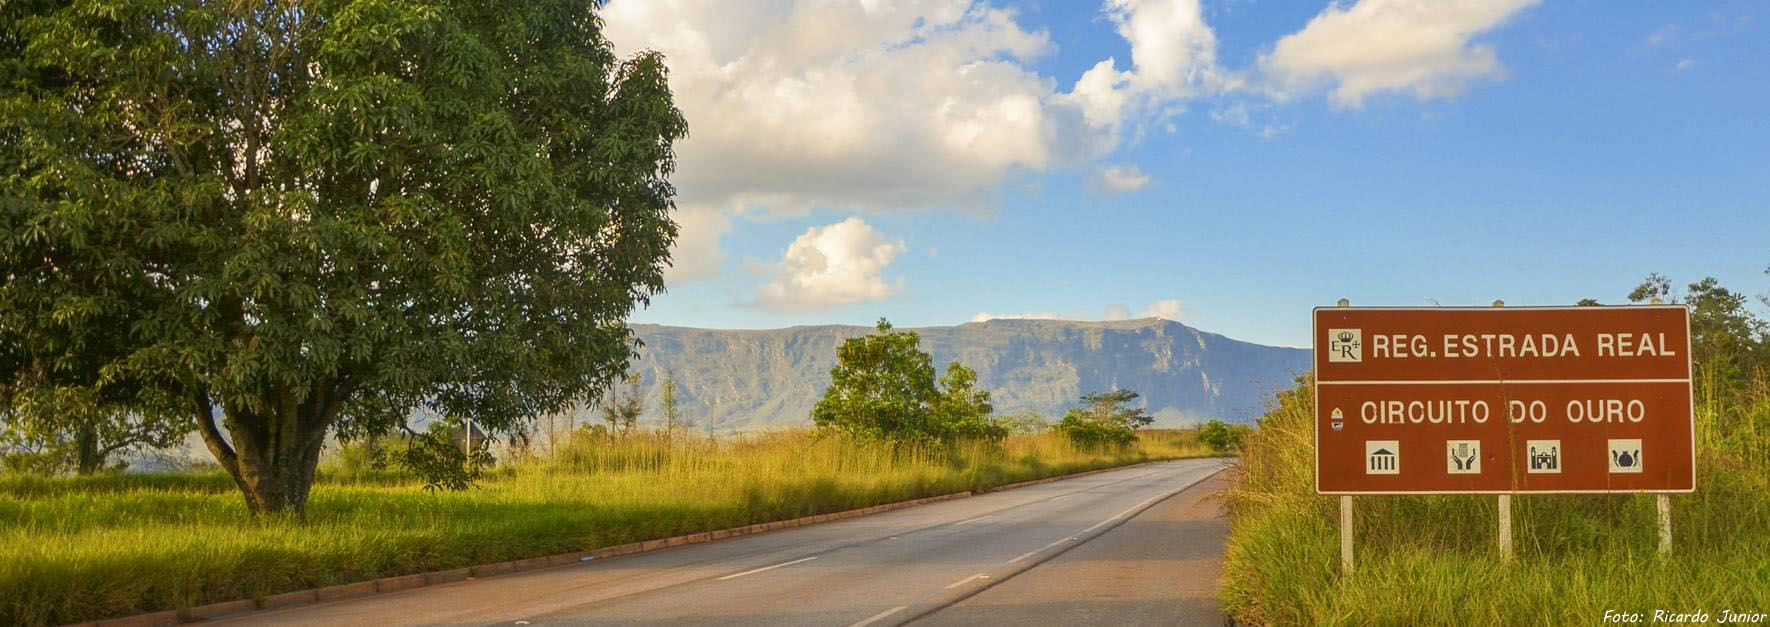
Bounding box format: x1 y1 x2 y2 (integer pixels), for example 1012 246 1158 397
75 423 101 475
227 419 329 515
194 392 336 516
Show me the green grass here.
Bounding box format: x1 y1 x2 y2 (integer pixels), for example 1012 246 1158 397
1221 379 1770 625
0 429 1211 625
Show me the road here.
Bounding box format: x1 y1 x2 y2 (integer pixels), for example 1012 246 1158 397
226 458 1232 626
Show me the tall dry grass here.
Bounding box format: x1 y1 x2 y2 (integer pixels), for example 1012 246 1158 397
1219 376 1770 625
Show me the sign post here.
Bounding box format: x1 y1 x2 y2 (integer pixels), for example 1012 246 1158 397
1314 304 1695 565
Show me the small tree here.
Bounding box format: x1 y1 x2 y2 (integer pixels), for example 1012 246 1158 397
1078 389 1155 429
1054 388 1151 448
600 374 645 436
812 319 1003 444
1 388 187 475
660 371 682 435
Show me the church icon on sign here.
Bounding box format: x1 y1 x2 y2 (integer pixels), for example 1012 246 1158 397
1527 440 1561 474
1365 440 1399 475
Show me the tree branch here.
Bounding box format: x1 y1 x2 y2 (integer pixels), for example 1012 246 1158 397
193 391 239 474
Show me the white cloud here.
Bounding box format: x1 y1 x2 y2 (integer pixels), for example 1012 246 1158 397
1210 102 1251 127
972 298 1188 323
1260 0 1541 108
600 1 1228 285
970 311 1090 322
663 206 731 283
602 0 1104 220
1068 0 1229 141
1092 163 1151 194
754 218 905 313
1674 58 1696 72
1647 24 1679 47
1140 298 1188 320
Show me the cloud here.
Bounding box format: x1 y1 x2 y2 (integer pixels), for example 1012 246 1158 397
1674 58 1696 72
602 1 1105 220
1647 24 1679 47
1140 298 1188 320
1211 102 1251 127
971 311 1090 323
1260 0 1541 108
600 1 1230 284
1068 0 1230 140
1092 163 1152 194
972 298 1188 323
754 218 905 313
663 206 731 284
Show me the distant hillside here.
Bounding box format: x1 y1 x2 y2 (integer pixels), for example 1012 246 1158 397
617 318 1310 432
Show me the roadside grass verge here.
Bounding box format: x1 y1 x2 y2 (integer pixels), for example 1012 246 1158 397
1221 378 1770 625
0 429 1211 625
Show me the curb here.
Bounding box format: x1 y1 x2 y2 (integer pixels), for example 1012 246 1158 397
74 457 1211 627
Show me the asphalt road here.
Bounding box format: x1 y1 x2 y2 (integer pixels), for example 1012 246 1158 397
225 458 1232 627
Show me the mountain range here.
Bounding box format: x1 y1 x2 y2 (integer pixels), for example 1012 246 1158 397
615 318 1311 432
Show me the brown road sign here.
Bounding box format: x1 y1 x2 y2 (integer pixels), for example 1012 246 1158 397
1314 306 1693 494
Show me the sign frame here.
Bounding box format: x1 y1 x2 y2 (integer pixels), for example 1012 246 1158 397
1312 304 1696 496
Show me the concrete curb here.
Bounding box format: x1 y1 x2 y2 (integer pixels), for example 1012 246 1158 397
74 458 1211 627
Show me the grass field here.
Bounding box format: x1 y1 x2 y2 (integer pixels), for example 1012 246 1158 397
0 429 1211 625
1220 378 1770 625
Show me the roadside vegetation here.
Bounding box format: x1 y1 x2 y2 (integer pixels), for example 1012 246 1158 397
1221 273 1770 624
0 317 1211 625
0 428 1211 625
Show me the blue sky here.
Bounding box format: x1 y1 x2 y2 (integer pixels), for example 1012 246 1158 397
604 0 1769 347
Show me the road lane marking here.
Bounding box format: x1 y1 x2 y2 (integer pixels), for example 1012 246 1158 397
850 606 907 627
944 573 986 589
1079 490 1174 534
952 515 993 526
1048 495 1070 501
716 556 817 581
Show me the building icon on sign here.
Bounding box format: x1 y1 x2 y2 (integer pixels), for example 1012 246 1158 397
1446 440 1481 474
1527 440 1561 474
1365 440 1400 475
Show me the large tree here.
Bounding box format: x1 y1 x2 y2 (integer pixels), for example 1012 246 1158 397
812 319 1003 444
0 0 685 513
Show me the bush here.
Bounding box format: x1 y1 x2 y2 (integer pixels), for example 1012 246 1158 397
1198 419 1248 453
1053 414 1136 448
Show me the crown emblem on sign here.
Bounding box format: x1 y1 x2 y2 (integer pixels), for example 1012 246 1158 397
1337 331 1354 343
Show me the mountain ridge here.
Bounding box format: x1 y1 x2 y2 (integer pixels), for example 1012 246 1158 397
619 318 1312 432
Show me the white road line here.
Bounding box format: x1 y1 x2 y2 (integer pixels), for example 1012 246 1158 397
850 606 907 627
716 556 817 581
1006 535 1077 565
1080 486 1182 534
944 573 986 589
1048 494 1070 501
952 515 993 526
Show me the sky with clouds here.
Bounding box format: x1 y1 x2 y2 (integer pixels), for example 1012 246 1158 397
607 0 1770 347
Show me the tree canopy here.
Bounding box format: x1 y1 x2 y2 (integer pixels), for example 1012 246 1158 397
1 0 685 513
812 319 1003 444
1054 389 1152 448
